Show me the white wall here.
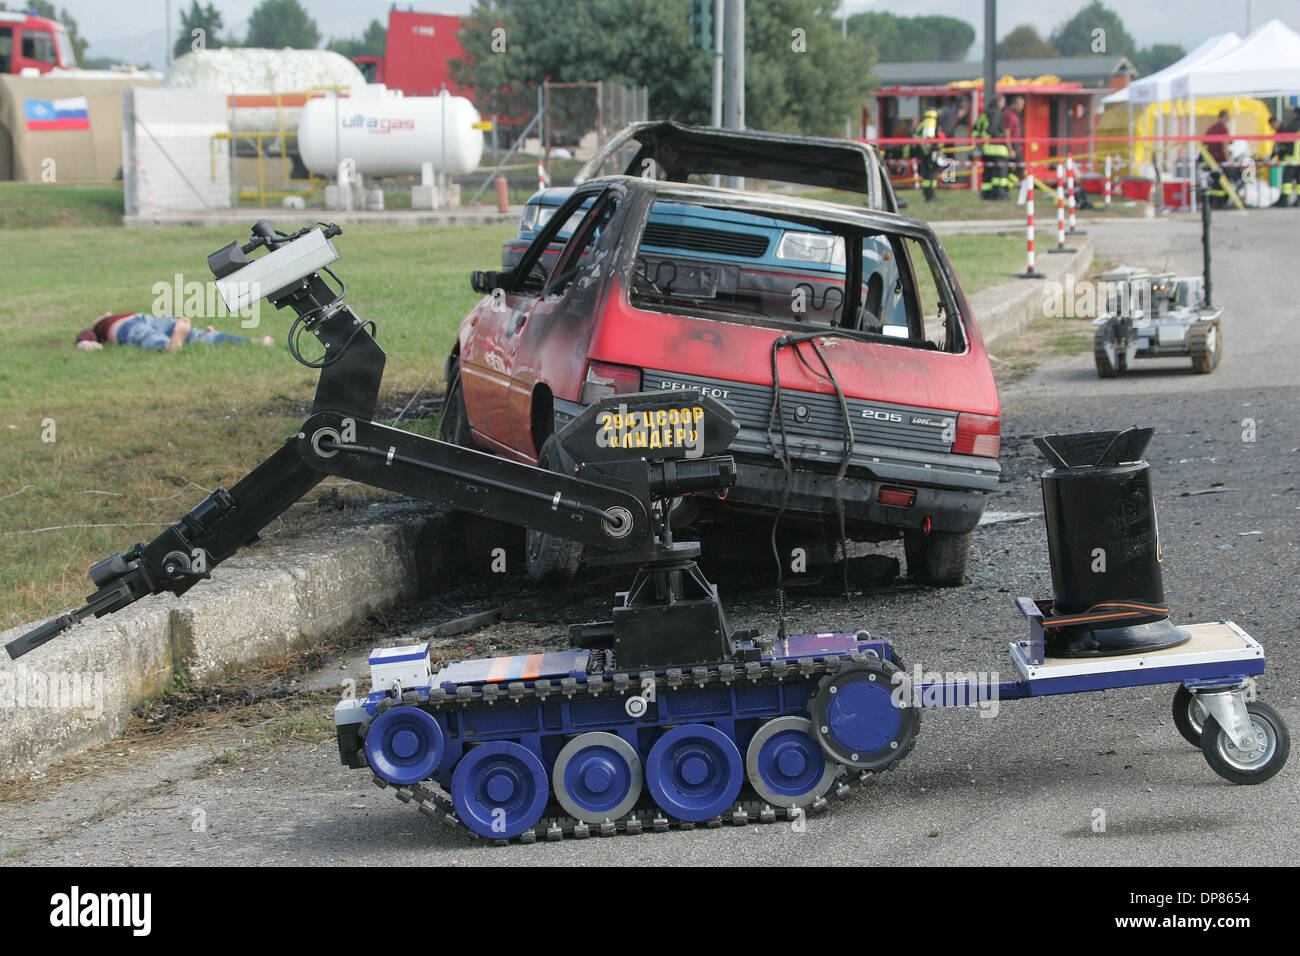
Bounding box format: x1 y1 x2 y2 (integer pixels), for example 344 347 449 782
122 87 231 216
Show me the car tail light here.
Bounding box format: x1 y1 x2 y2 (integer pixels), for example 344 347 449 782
953 413 1001 458
580 361 642 404
878 486 916 508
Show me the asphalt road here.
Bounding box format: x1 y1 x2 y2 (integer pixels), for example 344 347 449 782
3 212 1296 867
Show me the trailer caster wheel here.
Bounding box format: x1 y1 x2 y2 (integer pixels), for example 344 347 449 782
1201 701 1290 785
1172 685 1208 747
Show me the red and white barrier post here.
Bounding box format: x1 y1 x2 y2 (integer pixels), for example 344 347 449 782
1066 153 1086 234
911 157 920 190
1104 154 1113 208
1048 162 1077 254
537 158 547 191
1016 173 1044 279
972 157 982 193
1066 154 1076 229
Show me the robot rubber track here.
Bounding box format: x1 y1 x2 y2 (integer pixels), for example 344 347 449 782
355 648 920 844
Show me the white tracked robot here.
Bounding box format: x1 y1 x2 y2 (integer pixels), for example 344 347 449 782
1092 186 1223 378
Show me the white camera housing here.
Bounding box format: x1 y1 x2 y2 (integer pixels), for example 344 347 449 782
215 228 340 313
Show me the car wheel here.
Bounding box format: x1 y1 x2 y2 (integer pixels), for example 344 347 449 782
525 435 583 586
439 365 475 447
903 529 972 587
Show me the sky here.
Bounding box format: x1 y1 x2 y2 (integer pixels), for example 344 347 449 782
40 0 1300 70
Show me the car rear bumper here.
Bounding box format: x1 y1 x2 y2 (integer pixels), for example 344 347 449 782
717 454 989 535
554 397 991 536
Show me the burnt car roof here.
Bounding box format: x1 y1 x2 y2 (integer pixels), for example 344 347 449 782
572 121 888 200
581 175 936 241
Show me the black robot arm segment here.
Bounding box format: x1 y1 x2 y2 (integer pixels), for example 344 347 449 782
295 412 654 551
5 413 662 660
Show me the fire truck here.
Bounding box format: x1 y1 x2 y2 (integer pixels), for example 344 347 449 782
353 9 468 98
870 79 1101 190
0 11 78 74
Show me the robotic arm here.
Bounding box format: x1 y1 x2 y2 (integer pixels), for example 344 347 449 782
7 221 738 661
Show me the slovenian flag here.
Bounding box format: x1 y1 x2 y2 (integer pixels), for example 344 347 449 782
24 97 90 131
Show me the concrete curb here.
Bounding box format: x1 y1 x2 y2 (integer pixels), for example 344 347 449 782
0 508 453 781
968 235 1093 351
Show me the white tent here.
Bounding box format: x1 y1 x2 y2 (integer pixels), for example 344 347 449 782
1102 32 1241 106
1171 20 1300 99
1166 20 1300 210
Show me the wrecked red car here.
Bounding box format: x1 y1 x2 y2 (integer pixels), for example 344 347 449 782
442 132 998 587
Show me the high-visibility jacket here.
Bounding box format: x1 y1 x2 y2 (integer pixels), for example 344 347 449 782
972 107 1009 158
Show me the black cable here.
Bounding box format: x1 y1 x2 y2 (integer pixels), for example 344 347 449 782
807 337 856 610
766 338 796 642
766 331 863 630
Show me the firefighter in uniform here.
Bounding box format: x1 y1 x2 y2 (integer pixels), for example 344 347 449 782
908 107 942 201
973 94 1010 200
1274 106 1300 208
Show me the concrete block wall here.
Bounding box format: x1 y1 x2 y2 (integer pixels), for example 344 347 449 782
123 87 232 217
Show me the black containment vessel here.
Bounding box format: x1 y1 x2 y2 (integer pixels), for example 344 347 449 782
1034 428 1188 657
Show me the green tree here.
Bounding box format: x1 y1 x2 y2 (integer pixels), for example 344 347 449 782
175 2 226 59
997 25 1058 59
846 11 974 62
1049 1 1135 58
327 19 387 60
452 0 866 138
744 0 871 135
452 0 708 133
245 0 320 50
26 1 87 63
1133 43 1185 76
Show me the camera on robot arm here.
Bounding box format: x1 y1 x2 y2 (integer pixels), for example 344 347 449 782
207 218 373 369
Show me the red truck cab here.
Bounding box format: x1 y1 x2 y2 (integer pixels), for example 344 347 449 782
351 10 466 96
0 12 77 74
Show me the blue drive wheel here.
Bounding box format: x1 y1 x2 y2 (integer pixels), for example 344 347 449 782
452 741 550 839
646 724 743 822
364 706 444 785
553 732 643 823
809 660 920 771
745 716 836 809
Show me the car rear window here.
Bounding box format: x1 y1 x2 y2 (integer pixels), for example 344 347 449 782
628 200 964 353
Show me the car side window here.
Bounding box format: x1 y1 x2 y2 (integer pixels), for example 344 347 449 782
891 236 964 352
516 190 604 295
540 193 620 299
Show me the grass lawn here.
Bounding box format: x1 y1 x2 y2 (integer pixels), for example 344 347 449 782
0 184 126 230
0 188 1031 630
0 221 511 630
934 234 1028 298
